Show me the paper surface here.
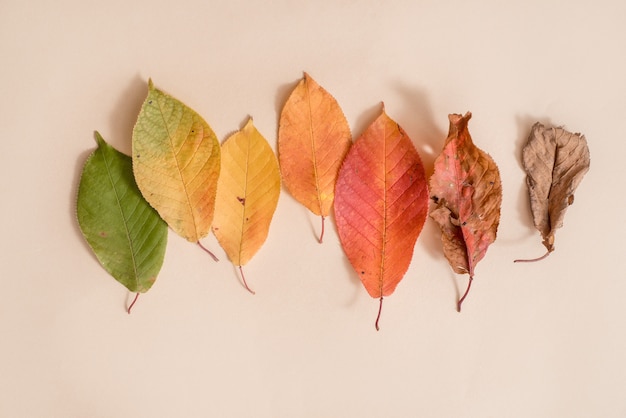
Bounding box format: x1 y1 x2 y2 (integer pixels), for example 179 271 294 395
0 0 623 417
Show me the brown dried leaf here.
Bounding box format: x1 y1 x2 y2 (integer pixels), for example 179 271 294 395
517 123 590 261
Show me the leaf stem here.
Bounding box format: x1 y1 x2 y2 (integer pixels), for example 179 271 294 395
318 216 325 243
457 276 473 312
375 297 383 331
239 266 255 295
197 241 219 262
127 293 139 314
514 251 551 263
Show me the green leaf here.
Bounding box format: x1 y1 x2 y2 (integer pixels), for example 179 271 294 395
77 132 168 293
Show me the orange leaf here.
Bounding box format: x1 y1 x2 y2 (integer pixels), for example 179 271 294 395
429 112 502 312
278 72 352 242
334 107 429 330
212 119 281 293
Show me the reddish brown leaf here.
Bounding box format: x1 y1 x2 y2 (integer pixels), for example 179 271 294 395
334 107 429 330
515 123 590 262
429 112 502 312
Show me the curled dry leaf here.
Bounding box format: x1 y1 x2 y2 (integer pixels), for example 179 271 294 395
429 112 502 312
212 119 281 294
77 132 168 310
334 107 429 330
278 72 352 243
132 79 221 257
515 123 590 262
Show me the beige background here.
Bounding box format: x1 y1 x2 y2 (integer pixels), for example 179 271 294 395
1 0 624 417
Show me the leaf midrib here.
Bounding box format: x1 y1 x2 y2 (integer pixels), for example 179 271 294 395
237 133 251 266
379 122 388 298
450 134 474 276
156 95 199 241
101 146 140 287
305 79 324 216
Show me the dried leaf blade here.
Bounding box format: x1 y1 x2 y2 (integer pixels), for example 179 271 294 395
429 112 502 311
517 122 590 260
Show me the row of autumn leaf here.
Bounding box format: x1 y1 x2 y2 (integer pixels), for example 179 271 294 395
77 73 590 329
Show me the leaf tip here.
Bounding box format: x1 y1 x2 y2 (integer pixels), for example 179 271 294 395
449 111 472 125
243 116 255 130
302 72 317 87
94 131 105 147
148 78 154 89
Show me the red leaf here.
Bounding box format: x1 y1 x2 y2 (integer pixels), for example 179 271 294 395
429 112 502 311
334 107 429 329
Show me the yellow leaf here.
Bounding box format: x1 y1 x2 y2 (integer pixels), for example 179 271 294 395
132 79 221 243
278 72 352 241
212 119 280 269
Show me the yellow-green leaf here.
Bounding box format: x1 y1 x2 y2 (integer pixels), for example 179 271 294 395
212 119 280 288
77 132 168 294
278 72 352 242
132 79 221 243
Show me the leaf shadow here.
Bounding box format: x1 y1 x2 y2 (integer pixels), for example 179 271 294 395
274 77 300 134
352 102 383 139
390 81 446 262
72 76 148 269
327 232 363 307
390 81 444 176
107 74 147 155
390 82 466 299
296 206 362 303
298 199 362 305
